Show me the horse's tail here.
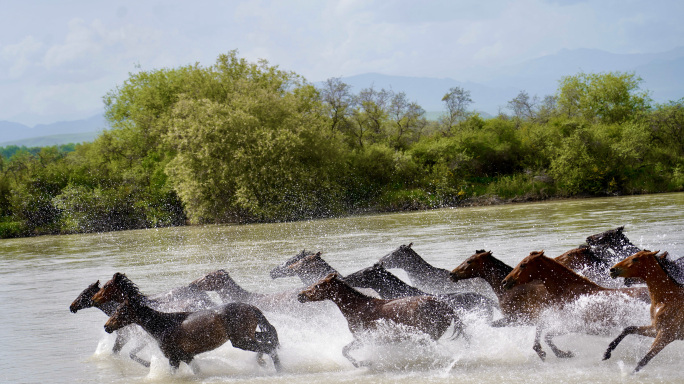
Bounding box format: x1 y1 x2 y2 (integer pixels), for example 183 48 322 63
254 309 280 351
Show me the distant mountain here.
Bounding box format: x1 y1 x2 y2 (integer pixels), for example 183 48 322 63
0 114 107 145
327 47 684 116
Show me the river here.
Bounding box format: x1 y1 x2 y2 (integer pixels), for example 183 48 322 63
1 193 683 383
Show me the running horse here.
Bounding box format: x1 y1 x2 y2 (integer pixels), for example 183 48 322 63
501 250 651 360
270 251 340 286
604 250 684 373
190 269 304 312
297 273 464 368
343 262 498 322
69 281 149 367
378 243 488 294
93 272 281 372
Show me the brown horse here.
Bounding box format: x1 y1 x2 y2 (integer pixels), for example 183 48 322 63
94 273 281 372
343 262 498 322
604 250 684 373
69 281 149 367
104 298 281 372
501 250 651 360
297 273 463 367
270 251 339 286
190 269 303 312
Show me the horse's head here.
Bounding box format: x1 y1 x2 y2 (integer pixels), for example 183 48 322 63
609 250 661 279
270 249 316 279
343 263 383 288
70 281 100 313
92 272 138 305
450 250 493 281
502 251 547 290
286 252 338 285
378 243 418 269
297 273 342 303
103 299 137 333
586 226 626 247
190 269 235 291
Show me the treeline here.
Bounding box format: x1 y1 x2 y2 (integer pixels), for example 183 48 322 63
1 51 683 238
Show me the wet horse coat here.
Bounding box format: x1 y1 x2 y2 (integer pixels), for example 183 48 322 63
604 250 684 372
297 273 463 367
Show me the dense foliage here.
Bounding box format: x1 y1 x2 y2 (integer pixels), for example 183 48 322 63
1 52 682 238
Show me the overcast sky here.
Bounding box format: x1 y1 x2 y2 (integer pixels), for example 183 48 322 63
1 0 683 126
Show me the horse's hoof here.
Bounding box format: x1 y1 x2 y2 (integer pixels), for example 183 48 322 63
556 351 574 359
603 351 612 361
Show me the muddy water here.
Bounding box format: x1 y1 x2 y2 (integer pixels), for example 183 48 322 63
1 193 683 383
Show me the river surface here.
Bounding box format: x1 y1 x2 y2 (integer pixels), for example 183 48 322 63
1 193 683 384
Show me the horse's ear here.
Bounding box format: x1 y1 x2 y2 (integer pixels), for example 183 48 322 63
315 251 322 257
324 272 338 281
408 242 413 248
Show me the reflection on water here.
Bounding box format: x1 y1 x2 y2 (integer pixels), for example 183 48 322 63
1 193 683 383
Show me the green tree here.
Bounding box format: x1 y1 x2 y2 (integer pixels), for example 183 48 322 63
556 71 651 124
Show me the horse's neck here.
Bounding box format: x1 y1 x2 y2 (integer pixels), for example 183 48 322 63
374 271 425 298
328 282 378 316
479 259 513 296
642 262 684 303
542 262 605 297
400 256 444 281
134 304 187 341
97 300 121 316
218 282 257 302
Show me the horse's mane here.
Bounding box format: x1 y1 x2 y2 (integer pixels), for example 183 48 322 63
113 272 147 302
475 250 513 275
533 252 600 287
654 253 684 287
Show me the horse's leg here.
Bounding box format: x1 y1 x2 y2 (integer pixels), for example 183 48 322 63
634 332 674 373
603 325 656 361
128 342 150 368
545 331 573 358
533 325 547 361
112 330 126 354
490 317 511 328
269 350 282 372
342 339 366 368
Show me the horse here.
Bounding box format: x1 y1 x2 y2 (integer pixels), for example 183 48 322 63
69 281 150 367
190 269 304 312
104 298 281 372
378 243 489 295
604 250 684 373
297 273 464 368
450 250 574 359
90 272 215 312
501 250 651 360
586 226 642 265
94 273 281 372
270 251 340 286
343 263 498 322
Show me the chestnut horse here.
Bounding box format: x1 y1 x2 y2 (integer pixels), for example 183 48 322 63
94 273 281 372
604 250 684 373
69 281 150 367
378 243 488 294
450 250 574 359
104 298 281 372
343 262 498 321
501 251 650 360
190 269 303 312
298 273 463 368
270 250 339 285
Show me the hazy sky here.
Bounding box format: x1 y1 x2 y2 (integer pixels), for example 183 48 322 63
1 0 683 126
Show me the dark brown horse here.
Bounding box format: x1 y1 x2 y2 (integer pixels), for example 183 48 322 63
501 250 651 360
271 251 340 286
297 273 463 367
94 273 281 372
343 262 498 321
70 281 150 367
104 299 281 372
378 243 487 294
604 250 684 373
190 269 303 312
